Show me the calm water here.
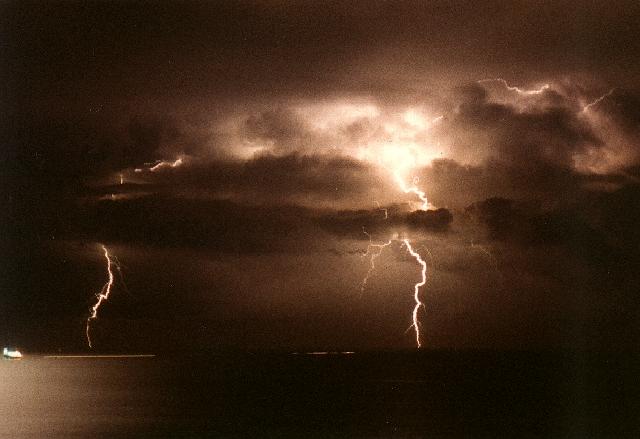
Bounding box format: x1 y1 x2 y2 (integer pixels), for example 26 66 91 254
1 352 639 437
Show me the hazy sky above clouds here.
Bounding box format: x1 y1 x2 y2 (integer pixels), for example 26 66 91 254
2 1 640 351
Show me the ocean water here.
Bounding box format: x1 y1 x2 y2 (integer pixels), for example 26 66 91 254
1 352 639 438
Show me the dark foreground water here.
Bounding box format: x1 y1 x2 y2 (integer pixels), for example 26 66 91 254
1 351 640 438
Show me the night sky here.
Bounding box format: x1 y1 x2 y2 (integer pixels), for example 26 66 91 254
2 1 640 352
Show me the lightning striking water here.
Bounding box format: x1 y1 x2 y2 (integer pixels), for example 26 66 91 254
402 239 427 347
359 171 431 346
359 235 428 346
86 244 120 348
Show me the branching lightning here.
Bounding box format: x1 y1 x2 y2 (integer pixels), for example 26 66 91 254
360 228 393 295
86 244 123 349
359 232 429 346
359 170 431 347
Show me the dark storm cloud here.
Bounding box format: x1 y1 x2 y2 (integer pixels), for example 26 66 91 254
465 186 640 281
599 89 640 137
447 82 599 164
121 153 382 205
0 111 182 187
3 0 640 108
68 196 318 254
421 157 586 208
418 82 640 207
37 192 453 255
3 0 639 203
461 186 640 347
317 206 453 241
464 197 599 248
405 208 453 231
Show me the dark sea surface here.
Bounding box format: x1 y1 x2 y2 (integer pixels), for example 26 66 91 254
1 351 640 438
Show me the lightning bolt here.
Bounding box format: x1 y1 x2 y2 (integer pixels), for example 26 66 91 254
478 78 550 96
359 235 428 347
359 171 431 347
402 239 427 348
86 244 121 349
360 228 393 295
582 88 616 113
135 157 184 173
394 172 429 211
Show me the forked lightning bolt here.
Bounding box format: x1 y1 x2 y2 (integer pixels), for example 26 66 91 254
359 234 429 347
86 244 121 348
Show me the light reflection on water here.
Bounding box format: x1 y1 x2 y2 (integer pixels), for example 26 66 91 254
0 357 164 438
2 352 633 437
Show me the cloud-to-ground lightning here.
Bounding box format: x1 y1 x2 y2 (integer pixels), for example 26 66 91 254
402 239 427 348
359 234 429 347
85 244 122 348
359 170 432 347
